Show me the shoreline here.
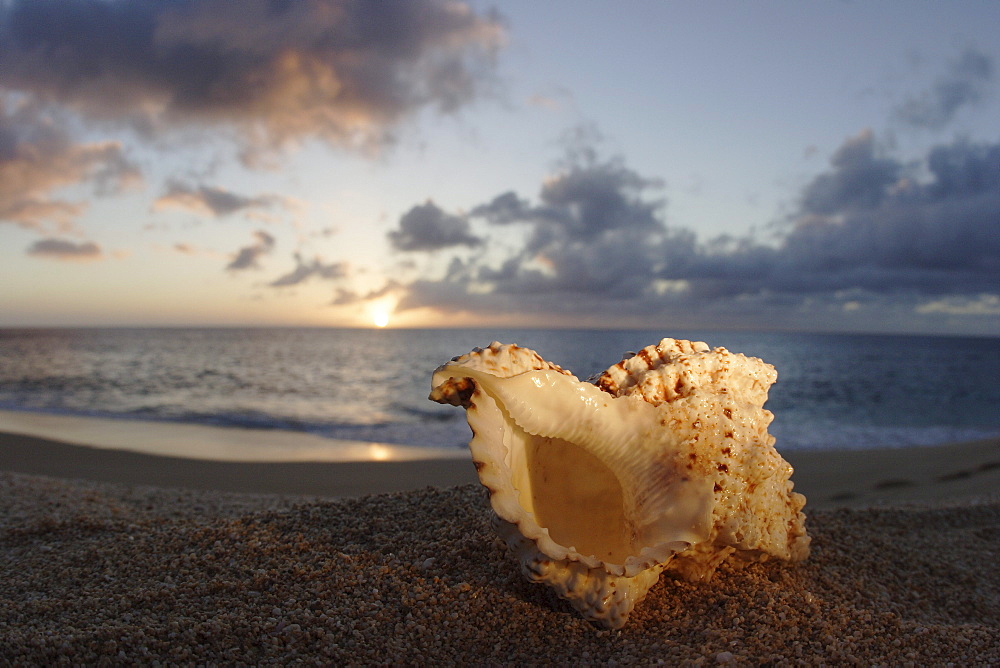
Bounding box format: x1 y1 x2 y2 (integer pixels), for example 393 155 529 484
0 409 467 463
0 420 1000 510
0 431 479 499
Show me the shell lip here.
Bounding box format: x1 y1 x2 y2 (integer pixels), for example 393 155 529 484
502 503 692 577
462 375 703 578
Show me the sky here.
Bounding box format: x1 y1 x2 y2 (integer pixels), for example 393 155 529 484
0 0 998 335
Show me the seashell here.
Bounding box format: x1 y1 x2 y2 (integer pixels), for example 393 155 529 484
430 339 809 629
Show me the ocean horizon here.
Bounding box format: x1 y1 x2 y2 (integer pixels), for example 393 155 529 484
1 326 998 460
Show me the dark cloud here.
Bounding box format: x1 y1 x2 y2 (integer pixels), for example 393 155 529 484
389 130 999 331
467 151 671 298
388 201 482 251
331 280 401 306
387 152 668 300
269 252 347 287
895 47 994 129
470 191 533 225
799 129 900 215
0 100 140 231
153 180 284 217
533 155 664 240
0 0 504 155
740 131 1000 295
226 229 274 271
26 237 102 261
654 131 999 303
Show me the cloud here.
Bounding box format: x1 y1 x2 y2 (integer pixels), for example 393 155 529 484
226 229 275 271
462 150 670 299
387 201 482 251
26 237 102 261
470 191 534 224
269 253 347 287
168 241 224 259
0 0 505 156
152 180 285 217
895 47 994 129
389 149 687 316
798 129 900 214
0 100 140 231
647 131 999 304
753 131 1000 295
382 129 999 331
331 280 401 306
916 293 1000 316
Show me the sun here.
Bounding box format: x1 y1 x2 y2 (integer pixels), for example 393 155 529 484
365 295 397 328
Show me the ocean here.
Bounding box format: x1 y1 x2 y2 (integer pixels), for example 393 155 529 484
1 327 998 455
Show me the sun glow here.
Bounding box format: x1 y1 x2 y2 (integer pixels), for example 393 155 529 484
363 294 398 328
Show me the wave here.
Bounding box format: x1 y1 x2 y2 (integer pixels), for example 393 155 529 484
771 422 1000 451
3 403 996 454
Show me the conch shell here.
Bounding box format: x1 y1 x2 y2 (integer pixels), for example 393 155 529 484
430 339 809 629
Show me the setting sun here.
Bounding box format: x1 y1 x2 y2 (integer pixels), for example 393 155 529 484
372 310 390 328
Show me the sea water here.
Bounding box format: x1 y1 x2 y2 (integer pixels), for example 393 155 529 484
1 327 998 454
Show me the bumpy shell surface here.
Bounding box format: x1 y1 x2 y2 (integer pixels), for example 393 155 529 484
430 339 809 629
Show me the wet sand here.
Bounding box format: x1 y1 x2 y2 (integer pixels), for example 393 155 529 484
0 431 478 498
1 428 997 507
1 430 997 663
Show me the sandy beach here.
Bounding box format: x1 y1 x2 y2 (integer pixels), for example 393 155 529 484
1 428 997 663
1 426 997 507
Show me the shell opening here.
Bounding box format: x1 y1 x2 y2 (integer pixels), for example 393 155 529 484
517 433 635 564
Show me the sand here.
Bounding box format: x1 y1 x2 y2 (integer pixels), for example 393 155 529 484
2 428 997 507
0 431 478 498
1 430 998 663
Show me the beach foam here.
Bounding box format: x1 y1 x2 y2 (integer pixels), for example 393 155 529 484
0 410 466 463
